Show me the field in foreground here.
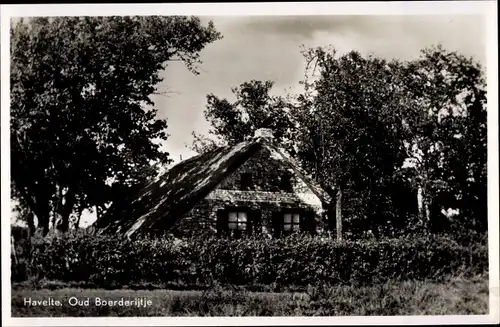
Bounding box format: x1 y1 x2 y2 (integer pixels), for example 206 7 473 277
12 274 488 317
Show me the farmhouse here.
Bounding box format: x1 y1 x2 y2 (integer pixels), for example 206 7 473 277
94 128 337 239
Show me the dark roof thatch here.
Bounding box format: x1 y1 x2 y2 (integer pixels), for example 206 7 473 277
94 135 332 238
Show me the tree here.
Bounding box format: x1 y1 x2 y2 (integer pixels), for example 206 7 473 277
10 16 222 235
294 47 409 238
191 80 295 153
395 45 487 232
297 45 487 237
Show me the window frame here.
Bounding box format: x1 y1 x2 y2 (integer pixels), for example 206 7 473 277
217 207 261 238
283 212 301 233
273 208 315 237
228 211 249 231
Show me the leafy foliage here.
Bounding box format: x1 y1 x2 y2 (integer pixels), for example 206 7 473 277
385 45 487 232
10 16 222 234
15 232 487 288
293 47 411 236
191 80 295 154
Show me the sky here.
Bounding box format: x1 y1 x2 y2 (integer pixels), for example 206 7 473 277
151 15 486 166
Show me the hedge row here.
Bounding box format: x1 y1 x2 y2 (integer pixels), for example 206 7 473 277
15 232 488 288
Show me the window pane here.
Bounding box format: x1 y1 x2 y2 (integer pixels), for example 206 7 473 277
293 224 300 231
293 214 300 223
284 213 292 223
238 222 247 230
283 224 291 231
238 212 247 222
228 222 238 230
229 212 238 222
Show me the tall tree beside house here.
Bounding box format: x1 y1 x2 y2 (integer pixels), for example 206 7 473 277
10 16 222 236
395 45 487 233
293 47 410 238
294 45 488 236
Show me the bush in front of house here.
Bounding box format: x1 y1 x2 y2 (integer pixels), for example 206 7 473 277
19 231 487 289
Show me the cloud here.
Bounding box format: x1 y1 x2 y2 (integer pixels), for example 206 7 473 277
234 15 485 63
234 16 398 40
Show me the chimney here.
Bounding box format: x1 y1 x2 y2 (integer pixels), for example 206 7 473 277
253 128 274 142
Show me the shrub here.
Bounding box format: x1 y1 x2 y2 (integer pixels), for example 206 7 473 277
15 230 488 288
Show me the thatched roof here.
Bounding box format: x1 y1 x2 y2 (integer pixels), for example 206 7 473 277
94 132 332 238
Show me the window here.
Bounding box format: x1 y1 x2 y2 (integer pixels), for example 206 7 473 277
241 173 252 190
279 172 293 192
283 213 301 232
272 210 314 238
228 211 248 231
217 208 261 238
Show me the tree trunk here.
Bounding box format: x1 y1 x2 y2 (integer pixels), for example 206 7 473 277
336 187 343 241
17 187 50 236
24 211 35 271
55 213 69 233
11 236 19 266
95 205 100 221
55 188 76 233
424 197 431 224
417 185 424 222
26 211 35 239
38 212 51 237
417 185 431 230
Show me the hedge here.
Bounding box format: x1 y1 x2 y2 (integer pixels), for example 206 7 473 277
14 232 488 289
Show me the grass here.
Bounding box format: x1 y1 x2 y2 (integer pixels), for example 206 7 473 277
11 274 489 317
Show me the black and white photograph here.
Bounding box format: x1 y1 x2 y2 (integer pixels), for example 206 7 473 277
1 2 498 325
